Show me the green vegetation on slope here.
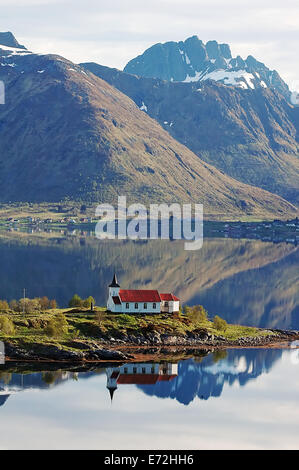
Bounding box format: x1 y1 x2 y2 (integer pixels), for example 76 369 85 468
0 306 277 353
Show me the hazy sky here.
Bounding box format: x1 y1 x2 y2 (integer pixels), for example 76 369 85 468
1 0 299 88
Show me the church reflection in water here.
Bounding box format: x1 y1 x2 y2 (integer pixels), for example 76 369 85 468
106 348 284 405
106 363 178 401
0 348 284 408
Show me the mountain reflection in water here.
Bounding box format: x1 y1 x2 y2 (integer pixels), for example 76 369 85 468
0 348 283 408
0 233 298 329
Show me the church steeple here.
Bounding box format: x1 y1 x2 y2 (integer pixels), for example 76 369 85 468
109 273 120 288
108 387 117 403
106 367 119 404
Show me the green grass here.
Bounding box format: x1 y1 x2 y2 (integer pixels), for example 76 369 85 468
0 309 276 348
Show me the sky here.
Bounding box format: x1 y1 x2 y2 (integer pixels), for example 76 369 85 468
1 0 299 89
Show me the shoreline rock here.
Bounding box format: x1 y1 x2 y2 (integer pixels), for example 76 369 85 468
2 328 299 363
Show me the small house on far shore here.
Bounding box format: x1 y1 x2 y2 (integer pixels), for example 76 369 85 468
107 273 180 314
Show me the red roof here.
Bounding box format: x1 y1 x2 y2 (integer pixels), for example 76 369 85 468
160 293 180 302
157 375 178 382
119 289 161 303
117 374 160 385
112 296 121 305
117 374 177 385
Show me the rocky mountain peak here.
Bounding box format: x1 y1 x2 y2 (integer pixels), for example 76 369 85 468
0 32 26 50
124 36 290 101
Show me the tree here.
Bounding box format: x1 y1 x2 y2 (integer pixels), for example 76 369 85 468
0 300 9 311
40 296 50 310
191 305 208 322
184 304 208 323
213 315 228 332
0 316 15 335
49 299 57 310
69 294 83 308
9 300 19 312
182 305 191 315
83 296 95 309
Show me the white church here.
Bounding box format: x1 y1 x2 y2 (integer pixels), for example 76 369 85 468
106 362 178 401
107 273 180 314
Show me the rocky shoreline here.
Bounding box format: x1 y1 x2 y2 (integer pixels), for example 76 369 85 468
2 328 299 364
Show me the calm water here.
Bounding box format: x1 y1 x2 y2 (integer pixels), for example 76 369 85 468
0 232 298 449
1 348 299 450
0 232 298 328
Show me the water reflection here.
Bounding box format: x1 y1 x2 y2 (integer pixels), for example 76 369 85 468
0 349 283 409
1 348 299 449
137 349 282 405
0 232 298 329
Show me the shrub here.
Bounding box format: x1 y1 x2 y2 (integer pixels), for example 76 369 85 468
0 316 15 335
192 305 208 322
69 295 95 309
69 294 83 308
18 298 41 314
44 319 58 337
40 296 50 310
82 296 95 309
49 299 57 310
0 300 9 311
9 300 19 312
186 305 208 323
213 315 228 332
182 305 191 315
55 313 68 332
45 313 68 338
96 310 106 326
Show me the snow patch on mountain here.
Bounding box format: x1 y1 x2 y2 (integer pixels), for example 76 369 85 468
0 44 32 55
201 70 257 89
124 36 290 100
140 101 148 112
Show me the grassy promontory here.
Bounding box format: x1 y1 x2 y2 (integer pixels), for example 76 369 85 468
0 307 298 363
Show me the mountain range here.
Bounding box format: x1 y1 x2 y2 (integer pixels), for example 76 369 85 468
82 62 299 206
124 36 291 101
0 32 298 218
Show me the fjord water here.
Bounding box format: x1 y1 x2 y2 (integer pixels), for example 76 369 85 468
0 232 298 328
0 232 298 449
1 348 299 450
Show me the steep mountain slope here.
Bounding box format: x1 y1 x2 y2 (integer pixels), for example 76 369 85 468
81 63 299 206
0 36 297 218
124 36 290 101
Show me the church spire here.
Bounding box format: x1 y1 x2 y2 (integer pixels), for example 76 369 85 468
109 273 120 288
108 387 117 403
